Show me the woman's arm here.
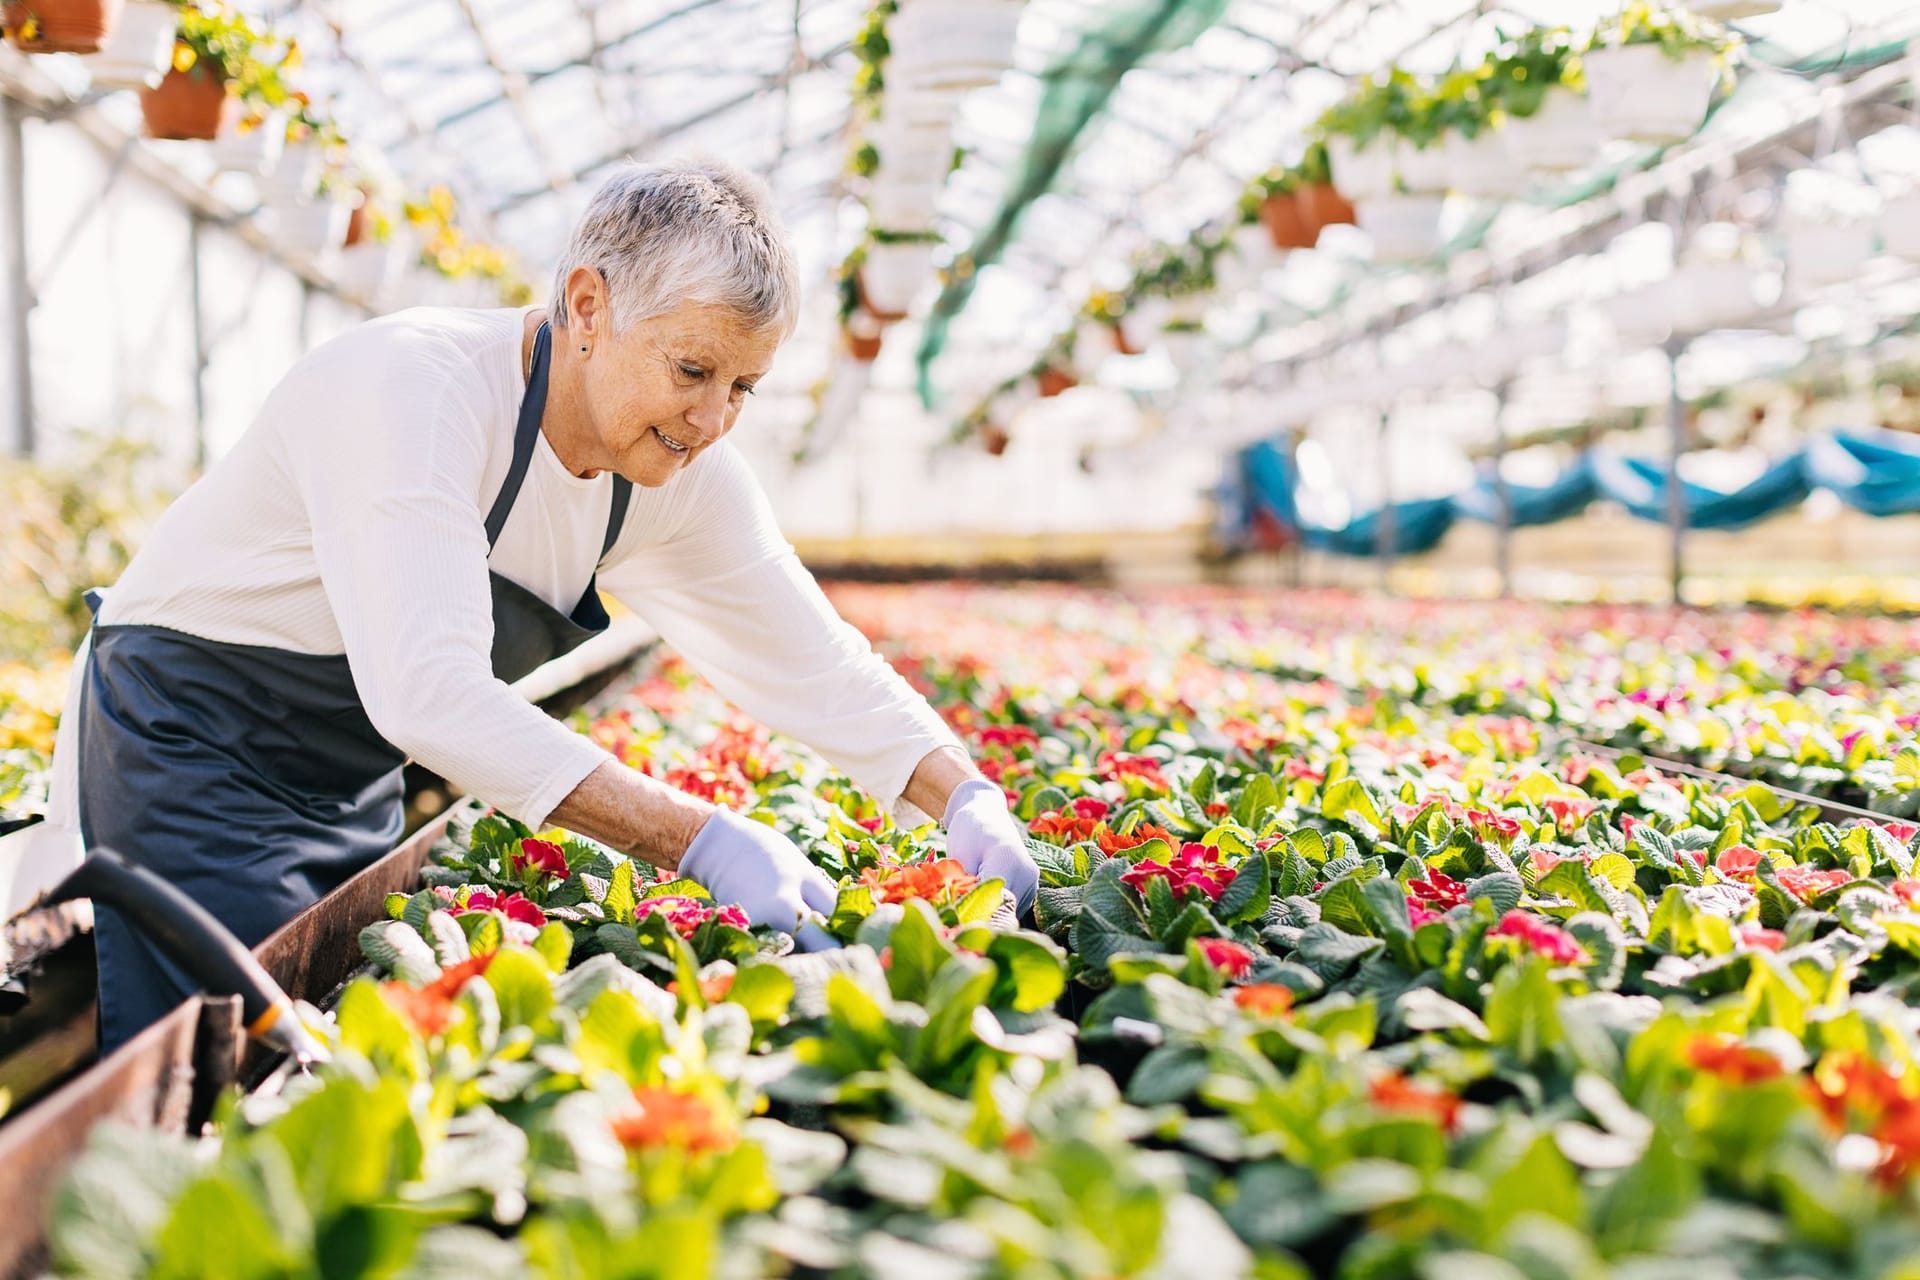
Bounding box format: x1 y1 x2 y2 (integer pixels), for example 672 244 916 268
597 444 968 826
901 743 982 822
544 759 712 871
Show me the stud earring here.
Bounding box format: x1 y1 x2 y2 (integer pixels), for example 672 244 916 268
580 345 588 353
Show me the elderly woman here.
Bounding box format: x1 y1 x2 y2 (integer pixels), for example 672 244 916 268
45 160 1036 1051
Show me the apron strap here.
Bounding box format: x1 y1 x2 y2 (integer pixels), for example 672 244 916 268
599 476 632 564
484 320 551 551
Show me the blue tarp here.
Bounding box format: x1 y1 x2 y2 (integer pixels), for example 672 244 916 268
1236 427 1920 557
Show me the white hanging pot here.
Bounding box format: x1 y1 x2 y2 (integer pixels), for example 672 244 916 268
1784 219 1875 291
260 139 324 205
1599 281 1674 350
1665 261 1772 334
337 238 405 300
270 198 350 259
1690 0 1782 18
886 0 1023 93
1442 128 1526 199
868 177 942 231
1501 87 1601 173
1881 190 1920 263
1356 194 1447 263
1393 140 1451 196
79 0 175 89
872 119 953 186
859 239 936 318
1326 133 1397 203
1159 327 1207 368
1582 44 1719 145
1070 321 1112 381
208 110 285 176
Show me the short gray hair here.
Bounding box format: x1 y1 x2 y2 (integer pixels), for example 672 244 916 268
550 160 800 339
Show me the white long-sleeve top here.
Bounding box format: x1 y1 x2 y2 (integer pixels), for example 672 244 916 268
43 306 961 848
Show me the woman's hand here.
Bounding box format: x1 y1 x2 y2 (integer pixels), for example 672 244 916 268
942 778 1040 914
679 808 840 950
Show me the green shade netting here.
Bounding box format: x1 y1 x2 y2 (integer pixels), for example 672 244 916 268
913 0 1231 407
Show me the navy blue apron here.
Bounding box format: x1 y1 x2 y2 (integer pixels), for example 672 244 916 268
78 320 631 1051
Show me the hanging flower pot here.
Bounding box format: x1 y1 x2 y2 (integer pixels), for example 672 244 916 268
1882 190 1920 263
342 198 368 249
4 0 120 53
843 324 884 363
270 196 351 260
1356 194 1447 264
1296 183 1356 243
871 118 953 186
1783 217 1875 292
1500 88 1600 173
1036 365 1076 398
1691 0 1781 17
1582 44 1719 145
1326 134 1397 203
260 138 325 206
868 177 942 232
859 238 936 321
1393 140 1451 196
1159 323 1206 368
885 0 1023 94
1261 192 1313 250
1442 128 1526 200
139 64 232 141
78 0 172 88
208 108 285 176
979 423 1011 456
337 237 404 300
1665 261 1773 334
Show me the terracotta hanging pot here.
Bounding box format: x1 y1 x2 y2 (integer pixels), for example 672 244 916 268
1036 366 1077 398
4 0 121 54
843 327 884 362
979 423 1011 456
1260 191 1314 251
343 203 368 248
1297 183 1356 244
140 64 233 141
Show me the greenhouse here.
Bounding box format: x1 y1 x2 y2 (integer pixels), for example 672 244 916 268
8 0 1920 1275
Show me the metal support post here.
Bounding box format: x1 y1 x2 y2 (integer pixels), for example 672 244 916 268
1 95 33 458
1492 379 1513 599
1666 340 1688 607
188 213 208 470
1375 407 1395 593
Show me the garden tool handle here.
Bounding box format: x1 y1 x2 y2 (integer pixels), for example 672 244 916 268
48 848 330 1064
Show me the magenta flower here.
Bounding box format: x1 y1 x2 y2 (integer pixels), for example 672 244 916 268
461 888 547 929
635 894 751 939
1489 910 1587 965
1195 937 1255 978
512 838 569 879
1122 842 1238 902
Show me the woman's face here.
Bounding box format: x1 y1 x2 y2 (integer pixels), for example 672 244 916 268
581 300 781 487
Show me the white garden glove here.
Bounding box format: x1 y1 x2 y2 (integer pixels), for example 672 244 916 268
943 778 1040 915
680 809 840 951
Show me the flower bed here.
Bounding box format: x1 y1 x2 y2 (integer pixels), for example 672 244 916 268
45 584 1920 1277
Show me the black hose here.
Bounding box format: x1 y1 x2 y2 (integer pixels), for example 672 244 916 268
47 847 326 1061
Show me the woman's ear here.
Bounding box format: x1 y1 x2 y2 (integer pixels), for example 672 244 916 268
564 266 610 343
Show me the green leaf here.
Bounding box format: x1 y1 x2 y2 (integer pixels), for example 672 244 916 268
885 900 949 1003
1234 773 1281 829
1191 762 1218 806
1484 957 1563 1065
1215 850 1271 927
532 922 572 973
1467 871 1523 916
725 961 796 1028
985 932 1068 1013
602 859 637 926
357 921 441 986
1316 875 1377 937
952 877 1006 925
1127 1042 1211 1106
484 946 555 1031
1144 873 1181 937
917 953 996 1069
1321 778 1384 833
